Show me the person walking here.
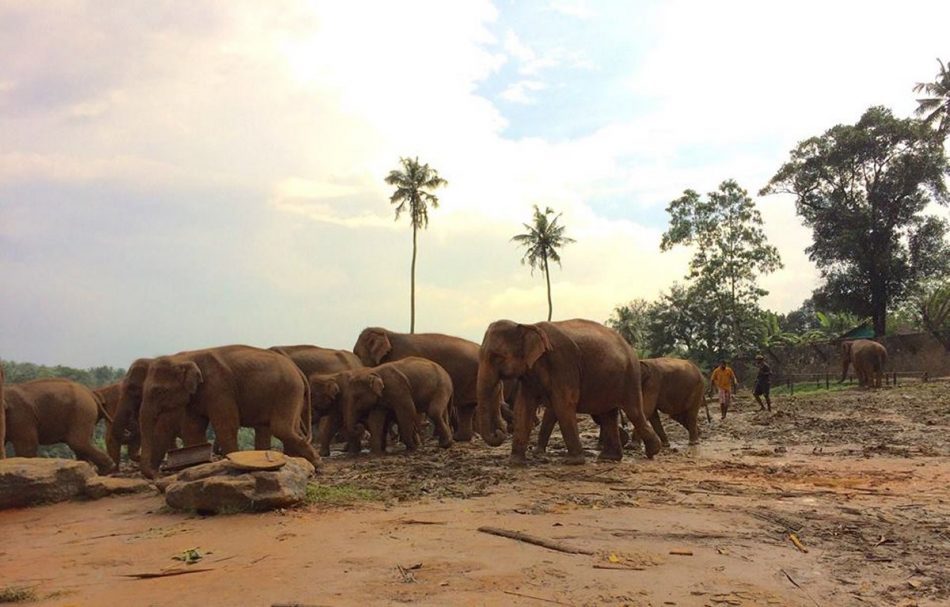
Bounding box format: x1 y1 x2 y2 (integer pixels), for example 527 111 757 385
709 360 738 420
753 354 773 412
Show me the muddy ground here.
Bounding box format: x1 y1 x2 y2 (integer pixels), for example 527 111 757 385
1 380 947 607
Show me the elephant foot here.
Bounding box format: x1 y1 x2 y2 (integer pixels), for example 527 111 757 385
688 440 699 446
438 438 454 449
619 428 631 447
532 446 547 455
452 431 473 442
564 453 587 466
643 435 662 459
319 448 330 457
661 441 671 449
509 453 528 467
597 451 622 462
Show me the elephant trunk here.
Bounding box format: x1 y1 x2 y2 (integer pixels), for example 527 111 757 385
839 356 850 384
111 388 140 445
476 358 507 447
138 410 175 480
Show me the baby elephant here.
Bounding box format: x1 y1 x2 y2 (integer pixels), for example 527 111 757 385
341 357 454 452
3 378 116 473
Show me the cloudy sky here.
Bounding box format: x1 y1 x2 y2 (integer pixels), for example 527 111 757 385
1 1 949 367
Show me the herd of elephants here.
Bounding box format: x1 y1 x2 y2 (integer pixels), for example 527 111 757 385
0 319 889 478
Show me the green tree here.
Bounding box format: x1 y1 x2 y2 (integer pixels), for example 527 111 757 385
385 156 447 333
761 106 950 336
660 179 782 358
606 299 654 356
914 58 950 138
512 205 575 321
920 282 950 350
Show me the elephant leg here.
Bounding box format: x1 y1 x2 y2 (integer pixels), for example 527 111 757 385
428 399 454 449
685 407 700 445
650 410 671 448
271 414 321 469
206 405 241 455
11 435 39 457
453 403 476 442
594 411 623 462
254 425 272 450
509 388 539 467
315 415 335 457
180 414 210 448
555 409 586 466
620 390 662 459
104 422 122 470
535 407 557 454
128 436 142 462
66 424 115 474
366 409 387 455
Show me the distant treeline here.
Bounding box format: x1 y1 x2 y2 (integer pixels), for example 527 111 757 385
1 360 125 388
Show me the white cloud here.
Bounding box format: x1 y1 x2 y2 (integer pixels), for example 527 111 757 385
499 79 548 104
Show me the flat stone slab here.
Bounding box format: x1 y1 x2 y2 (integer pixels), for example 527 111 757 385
0 457 96 510
84 476 155 500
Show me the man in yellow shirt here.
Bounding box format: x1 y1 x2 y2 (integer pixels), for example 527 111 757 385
709 360 738 419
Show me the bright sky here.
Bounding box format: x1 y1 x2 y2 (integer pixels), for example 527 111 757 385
1 1 949 367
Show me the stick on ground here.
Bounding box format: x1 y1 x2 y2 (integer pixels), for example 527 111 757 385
478 526 594 555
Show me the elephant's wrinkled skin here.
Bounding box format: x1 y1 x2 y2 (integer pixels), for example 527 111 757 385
339 357 454 452
3 378 115 473
138 345 319 479
840 340 888 388
270 345 363 456
109 358 154 465
353 328 505 443
477 319 662 466
310 373 395 455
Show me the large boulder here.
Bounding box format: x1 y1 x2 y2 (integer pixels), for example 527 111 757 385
163 453 314 514
0 457 97 509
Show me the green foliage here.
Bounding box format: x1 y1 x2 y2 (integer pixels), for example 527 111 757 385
1 360 125 387
914 57 950 138
305 483 381 505
606 299 654 357
657 179 782 364
512 205 575 321
762 105 950 336
760 311 800 348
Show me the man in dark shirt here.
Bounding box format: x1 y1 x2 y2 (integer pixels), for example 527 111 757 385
753 354 772 412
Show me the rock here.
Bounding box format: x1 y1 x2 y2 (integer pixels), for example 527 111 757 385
84 476 155 500
163 454 315 514
0 457 96 510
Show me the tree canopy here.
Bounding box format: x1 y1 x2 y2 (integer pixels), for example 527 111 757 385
761 106 950 336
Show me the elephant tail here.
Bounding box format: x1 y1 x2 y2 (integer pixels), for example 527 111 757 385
299 369 313 443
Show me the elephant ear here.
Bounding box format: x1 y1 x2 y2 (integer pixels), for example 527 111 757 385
841 341 852 357
368 373 385 397
521 325 553 370
367 331 392 365
180 362 203 395
639 361 652 382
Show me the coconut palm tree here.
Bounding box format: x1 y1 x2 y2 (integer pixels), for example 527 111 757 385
512 205 575 321
913 58 950 138
385 156 447 333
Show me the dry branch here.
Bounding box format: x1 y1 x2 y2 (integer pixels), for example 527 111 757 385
478 526 594 555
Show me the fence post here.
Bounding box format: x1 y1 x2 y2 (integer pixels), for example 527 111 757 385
825 374 829 390
788 379 793 396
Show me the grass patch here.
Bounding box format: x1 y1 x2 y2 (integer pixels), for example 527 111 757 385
305 483 381 506
0 586 37 603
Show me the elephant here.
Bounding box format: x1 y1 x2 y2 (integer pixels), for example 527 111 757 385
270 345 363 456
353 328 507 443
0 361 6 459
93 382 127 466
339 357 455 452
311 373 402 455
840 339 888 388
534 409 625 455
3 378 115 473
476 319 662 466
137 345 319 479
109 358 153 465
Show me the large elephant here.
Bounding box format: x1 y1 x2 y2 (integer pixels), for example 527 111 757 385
0 361 6 459
477 319 662 466
3 378 115 473
840 339 888 388
353 328 506 442
137 345 319 478
270 345 363 456
339 357 454 452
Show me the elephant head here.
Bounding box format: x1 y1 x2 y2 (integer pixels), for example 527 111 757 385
138 358 202 478
111 358 152 448
353 328 392 366
309 373 342 415
340 370 385 436
839 341 853 383
476 320 551 447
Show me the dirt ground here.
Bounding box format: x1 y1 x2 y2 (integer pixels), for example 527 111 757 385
1 380 948 607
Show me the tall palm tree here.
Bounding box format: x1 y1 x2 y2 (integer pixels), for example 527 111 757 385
512 205 575 321
385 156 447 333
914 58 950 138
